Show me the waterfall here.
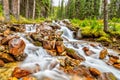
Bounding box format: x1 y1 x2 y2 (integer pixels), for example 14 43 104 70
17 21 120 80
60 22 120 79
19 33 70 80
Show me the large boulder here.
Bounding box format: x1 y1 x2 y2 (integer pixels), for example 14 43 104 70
9 38 26 56
12 67 31 79
1 35 16 45
8 38 27 61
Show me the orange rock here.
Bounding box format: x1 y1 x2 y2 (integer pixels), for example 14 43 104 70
1 36 15 45
12 67 31 78
82 47 89 52
113 64 120 69
90 43 96 47
56 45 65 53
9 38 25 56
108 57 117 65
43 40 55 50
22 76 37 80
3 29 10 36
99 48 108 59
85 50 95 56
89 68 101 76
56 41 65 54
84 77 95 80
46 49 56 56
0 53 15 62
8 77 18 80
0 59 5 67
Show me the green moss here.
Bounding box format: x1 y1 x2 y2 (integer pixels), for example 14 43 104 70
81 27 92 37
97 36 112 43
66 48 75 54
108 73 117 80
33 41 42 46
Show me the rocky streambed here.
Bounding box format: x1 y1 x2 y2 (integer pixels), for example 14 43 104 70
0 20 120 80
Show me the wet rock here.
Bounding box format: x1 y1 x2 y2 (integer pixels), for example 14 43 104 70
56 41 65 54
66 48 85 61
89 68 101 77
107 57 118 65
49 61 58 70
63 19 71 24
3 29 10 36
9 38 26 56
43 40 56 50
0 52 14 62
85 50 95 56
0 59 5 67
99 48 108 59
76 28 82 39
82 47 89 52
49 23 61 29
90 43 97 48
66 65 93 79
12 67 31 79
31 33 42 41
113 64 120 69
46 49 57 56
0 45 5 52
97 72 117 80
64 57 80 67
33 41 42 46
14 53 27 61
1 35 16 45
59 56 81 69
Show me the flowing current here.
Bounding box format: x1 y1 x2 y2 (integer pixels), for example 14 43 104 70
18 21 120 80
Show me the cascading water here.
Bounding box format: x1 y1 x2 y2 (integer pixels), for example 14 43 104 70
60 23 120 79
25 24 36 33
17 21 120 80
18 27 70 80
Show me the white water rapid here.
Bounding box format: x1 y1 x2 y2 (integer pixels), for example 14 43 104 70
60 24 120 80
18 21 120 80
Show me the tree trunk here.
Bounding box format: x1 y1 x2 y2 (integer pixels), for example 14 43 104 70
104 0 109 33
32 0 36 19
12 0 20 20
3 0 10 22
26 0 29 18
